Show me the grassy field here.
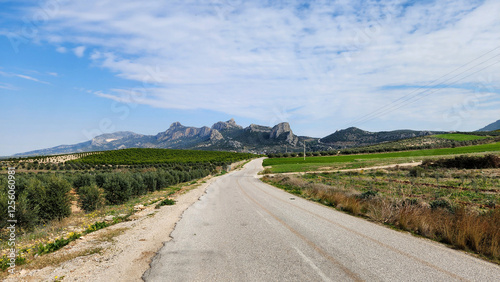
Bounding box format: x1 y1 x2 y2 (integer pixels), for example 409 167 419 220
433 133 488 141
263 142 500 173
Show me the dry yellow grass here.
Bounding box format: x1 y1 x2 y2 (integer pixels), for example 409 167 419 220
265 175 500 264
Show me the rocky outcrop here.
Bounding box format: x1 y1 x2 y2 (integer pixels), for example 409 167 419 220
245 124 271 133
270 122 298 145
156 122 211 142
90 132 140 146
13 119 309 156
211 118 243 131
208 129 224 141
199 126 212 137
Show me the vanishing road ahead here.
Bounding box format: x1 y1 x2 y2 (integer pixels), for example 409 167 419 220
144 158 500 281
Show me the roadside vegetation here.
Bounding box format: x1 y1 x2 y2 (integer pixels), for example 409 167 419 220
263 153 500 263
0 148 254 275
266 132 500 159
263 142 500 173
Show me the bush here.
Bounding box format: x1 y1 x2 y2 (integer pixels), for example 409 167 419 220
73 174 94 189
358 190 378 199
130 173 147 196
430 198 453 212
25 175 72 223
409 167 424 177
102 173 132 205
155 198 176 208
95 173 108 187
78 185 105 212
425 154 500 169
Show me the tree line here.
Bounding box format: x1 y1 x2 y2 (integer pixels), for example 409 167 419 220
0 167 212 231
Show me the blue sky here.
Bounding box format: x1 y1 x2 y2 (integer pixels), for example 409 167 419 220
1 0 499 156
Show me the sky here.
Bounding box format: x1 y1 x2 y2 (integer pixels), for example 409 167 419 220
1 0 499 156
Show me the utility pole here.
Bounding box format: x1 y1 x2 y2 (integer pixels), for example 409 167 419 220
303 142 306 161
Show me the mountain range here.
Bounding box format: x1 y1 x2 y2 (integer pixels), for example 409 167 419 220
477 119 500 132
13 119 453 157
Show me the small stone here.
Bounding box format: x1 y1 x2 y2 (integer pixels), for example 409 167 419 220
104 215 115 221
133 204 146 211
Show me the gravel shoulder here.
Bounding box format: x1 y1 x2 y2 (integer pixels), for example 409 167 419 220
5 175 219 282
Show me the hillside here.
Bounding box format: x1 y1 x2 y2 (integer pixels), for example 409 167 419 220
14 119 308 156
319 127 442 148
477 119 500 131
18 121 496 157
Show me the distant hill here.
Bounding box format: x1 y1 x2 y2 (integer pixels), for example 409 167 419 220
13 120 455 157
14 119 307 156
319 127 443 148
477 120 500 132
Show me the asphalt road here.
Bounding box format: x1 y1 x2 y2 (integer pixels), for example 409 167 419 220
144 158 500 281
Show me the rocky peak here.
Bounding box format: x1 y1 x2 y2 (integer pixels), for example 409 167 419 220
157 122 208 142
211 118 243 131
270 122 292 139
199 126 212 137
169 121 183 128
208 129 224 141
270 122 298 145
91 131 138 146
246 124 271 133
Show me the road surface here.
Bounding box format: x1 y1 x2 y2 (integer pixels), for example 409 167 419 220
144 158 500 281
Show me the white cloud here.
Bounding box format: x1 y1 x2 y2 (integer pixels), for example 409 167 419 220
56 46 67 53
73 46 86 58
15 74 50 85
30 0 500 132
0 82 17 90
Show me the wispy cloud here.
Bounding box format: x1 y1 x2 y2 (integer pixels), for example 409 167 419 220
0 82 17 90
0 70 51 85
15 74 50 85
56 46 67 53
28 0 500 130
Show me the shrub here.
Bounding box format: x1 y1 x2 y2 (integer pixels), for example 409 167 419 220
78 185 105 212
358 190 378 199
130 173 147 196
25 175 72 223
37 237 72 255
85 221 109 233
102 173 132 205
426 154 500 169
95 173 108 187
430 198 453 212
155 198 176 208
73 174 94 189
409 167 424 177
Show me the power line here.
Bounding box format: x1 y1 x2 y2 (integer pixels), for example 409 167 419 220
351 53 500 126
346 45 500 127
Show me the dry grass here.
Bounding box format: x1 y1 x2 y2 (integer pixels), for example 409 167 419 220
28 247 103 271
0 247 103 280
95 227 129 243
265 175 500 263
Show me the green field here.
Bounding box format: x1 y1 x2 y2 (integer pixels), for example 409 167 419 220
433 133 488 141
263 142 500 173
68 148 255 165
